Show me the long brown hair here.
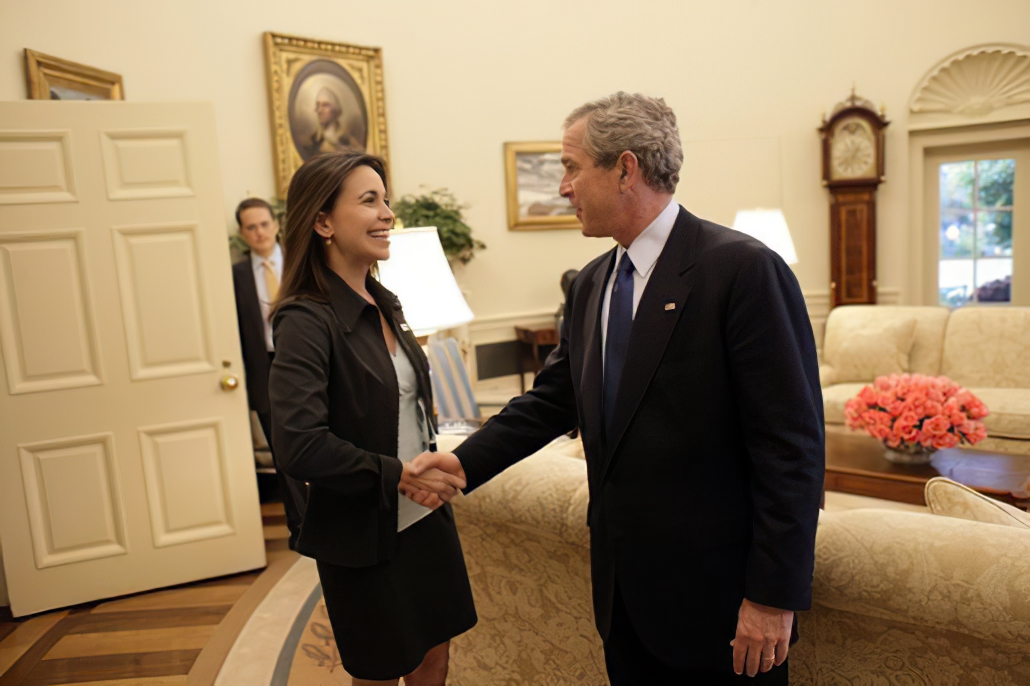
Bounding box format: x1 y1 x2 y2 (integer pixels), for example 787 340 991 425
272 152 388 316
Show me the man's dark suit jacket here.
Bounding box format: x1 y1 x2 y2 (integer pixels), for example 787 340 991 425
232 256 272 415
454 207 825 671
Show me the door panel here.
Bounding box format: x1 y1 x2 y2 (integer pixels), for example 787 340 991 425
139 418 235 548
0 102 264 616
0 130 77 205
112 223 214 379
19 433 126 569
99 129 194 200
0 229 103 393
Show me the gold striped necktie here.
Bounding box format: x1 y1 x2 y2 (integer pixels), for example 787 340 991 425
262 259 279 301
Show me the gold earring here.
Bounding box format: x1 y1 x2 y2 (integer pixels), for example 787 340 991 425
325 237 332 246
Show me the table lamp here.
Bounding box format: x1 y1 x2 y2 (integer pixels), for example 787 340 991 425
731 209 798 265
376 226 474 336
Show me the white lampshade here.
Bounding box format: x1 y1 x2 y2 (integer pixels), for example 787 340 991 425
731 209 798 265
377 226 474 335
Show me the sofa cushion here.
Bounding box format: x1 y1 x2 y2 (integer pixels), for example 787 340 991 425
822 382 869 424
941 307 1030 388
834 317 917 383
822 306 950 385
968 388 1030 439
924 476 1030 529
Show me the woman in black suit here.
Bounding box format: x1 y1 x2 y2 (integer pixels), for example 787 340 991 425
268 152 477 685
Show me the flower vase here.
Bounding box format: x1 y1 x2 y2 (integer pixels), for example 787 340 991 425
883 443 935 465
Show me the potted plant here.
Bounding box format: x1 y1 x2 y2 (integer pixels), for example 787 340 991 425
392 188 485 265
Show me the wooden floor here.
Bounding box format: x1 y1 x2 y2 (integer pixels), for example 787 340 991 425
0 503 293 686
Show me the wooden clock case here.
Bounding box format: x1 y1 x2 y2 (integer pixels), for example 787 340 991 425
819 93 890 307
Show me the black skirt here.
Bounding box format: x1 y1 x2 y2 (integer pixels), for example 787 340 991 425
316 504 477 680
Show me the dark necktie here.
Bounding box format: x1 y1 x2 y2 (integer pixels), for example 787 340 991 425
604 254 635 433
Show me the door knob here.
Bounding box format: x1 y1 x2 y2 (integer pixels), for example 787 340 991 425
220 374 240 391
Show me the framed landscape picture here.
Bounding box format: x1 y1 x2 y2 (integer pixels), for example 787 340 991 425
504 141 580 231
264 32 390 198
24 49 123 100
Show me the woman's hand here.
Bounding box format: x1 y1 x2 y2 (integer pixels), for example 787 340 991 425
399 454 466 510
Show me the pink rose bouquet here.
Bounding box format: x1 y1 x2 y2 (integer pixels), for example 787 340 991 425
844 374 989 454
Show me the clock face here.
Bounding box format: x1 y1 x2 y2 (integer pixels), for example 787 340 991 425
830 117 877 180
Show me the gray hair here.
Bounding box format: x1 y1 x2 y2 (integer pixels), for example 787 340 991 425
564 92 683 194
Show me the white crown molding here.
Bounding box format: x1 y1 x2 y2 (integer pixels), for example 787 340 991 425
909 43 1030 130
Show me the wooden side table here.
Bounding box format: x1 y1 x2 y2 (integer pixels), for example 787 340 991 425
514 326 559 393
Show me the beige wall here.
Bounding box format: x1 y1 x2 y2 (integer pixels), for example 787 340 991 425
2 0 1028 325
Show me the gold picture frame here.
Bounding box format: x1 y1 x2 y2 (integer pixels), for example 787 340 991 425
263 32 390 198
504 141 580 231
24 49 124 100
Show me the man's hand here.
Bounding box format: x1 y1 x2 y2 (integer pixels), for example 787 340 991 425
730 598 793 677
398 452 466 510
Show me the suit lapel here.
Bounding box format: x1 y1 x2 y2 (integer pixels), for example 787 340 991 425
327 272 394 392
580 249 616 442
237 258 262 322
601 208 701 479
236 259 269 352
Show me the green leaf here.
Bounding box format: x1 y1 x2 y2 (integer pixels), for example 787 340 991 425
392 188 485 264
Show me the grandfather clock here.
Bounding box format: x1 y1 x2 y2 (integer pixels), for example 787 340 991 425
819 90 889 307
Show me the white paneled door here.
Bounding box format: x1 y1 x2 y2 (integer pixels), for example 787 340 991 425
0 102 265 616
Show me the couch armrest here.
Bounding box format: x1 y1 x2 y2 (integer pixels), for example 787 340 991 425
815 508 1030 642
452 451 590 549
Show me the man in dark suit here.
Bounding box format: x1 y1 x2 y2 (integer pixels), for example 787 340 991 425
410 92 824 683
232 198 282 448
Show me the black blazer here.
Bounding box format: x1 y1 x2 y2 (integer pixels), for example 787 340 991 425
454 207 824 670
268 271 436 566
232 256 272 414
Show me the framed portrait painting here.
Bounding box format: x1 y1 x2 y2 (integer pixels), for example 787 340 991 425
24 49 124 100
264 32 389 198
504 141 580 231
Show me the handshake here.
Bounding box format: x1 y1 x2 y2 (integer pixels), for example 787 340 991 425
399 452 467 509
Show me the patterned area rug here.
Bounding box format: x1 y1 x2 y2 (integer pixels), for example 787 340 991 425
214 556 350 685
284 596 349 685
213 554 362 685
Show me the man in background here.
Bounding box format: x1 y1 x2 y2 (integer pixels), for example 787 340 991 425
232 198 282 449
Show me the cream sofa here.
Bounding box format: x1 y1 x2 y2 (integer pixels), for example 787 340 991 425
447 438 1030 685
820 305 1030 453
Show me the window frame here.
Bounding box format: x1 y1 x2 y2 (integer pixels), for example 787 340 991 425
910 124 1030 307
937 157 1015 306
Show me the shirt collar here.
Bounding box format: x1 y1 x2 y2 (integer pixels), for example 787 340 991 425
250 242 283 270
327 268 401 332
618 198 679 278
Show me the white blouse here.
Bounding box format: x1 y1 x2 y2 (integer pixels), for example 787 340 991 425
393 346 433 532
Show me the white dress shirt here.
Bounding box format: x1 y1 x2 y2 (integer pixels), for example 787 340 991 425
601 199 679 357
250 242 283 352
